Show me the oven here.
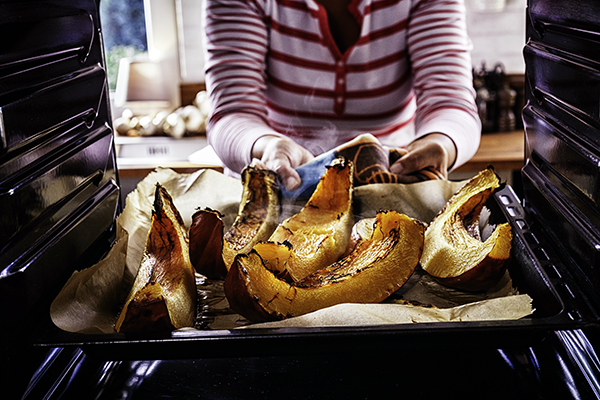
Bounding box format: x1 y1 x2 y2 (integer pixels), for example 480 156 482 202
1 0 599 399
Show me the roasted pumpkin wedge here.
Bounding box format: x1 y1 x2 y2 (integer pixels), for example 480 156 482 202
223 167 280 268
189 166 280 279
189 208 227 279
225 210 425 322
264 158 354 281
115 184 196 334
420 167 513 292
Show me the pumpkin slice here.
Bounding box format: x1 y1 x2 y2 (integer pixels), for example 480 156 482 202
223 167 280 268
189 166 280 279
225 210 425 322
116 184 196 334
189 208 227 279
420 167 513 292
265 158 354 281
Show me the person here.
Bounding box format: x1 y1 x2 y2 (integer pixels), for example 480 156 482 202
202 0 481 190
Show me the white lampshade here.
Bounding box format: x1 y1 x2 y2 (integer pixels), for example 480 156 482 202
115 59 171 115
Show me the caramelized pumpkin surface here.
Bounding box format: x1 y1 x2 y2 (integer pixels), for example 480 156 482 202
189 166 280 279
225 210 424 322
421 167 513 291
116 184 196 334
265 158 354 281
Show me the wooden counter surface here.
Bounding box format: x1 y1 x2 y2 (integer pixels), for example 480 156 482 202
455 130 525 172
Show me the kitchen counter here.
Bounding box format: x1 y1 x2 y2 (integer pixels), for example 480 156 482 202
454 130 525 173
116 130 525 184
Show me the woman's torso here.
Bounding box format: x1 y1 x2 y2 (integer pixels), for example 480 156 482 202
261 0 417 154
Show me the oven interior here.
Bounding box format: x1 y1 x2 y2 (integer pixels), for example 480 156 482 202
1 0 599 368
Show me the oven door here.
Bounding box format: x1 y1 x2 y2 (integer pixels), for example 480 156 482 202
0 0 120 396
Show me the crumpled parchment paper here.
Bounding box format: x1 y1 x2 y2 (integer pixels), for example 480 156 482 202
239 296 534 329
50 167 533 334
50 223 129 334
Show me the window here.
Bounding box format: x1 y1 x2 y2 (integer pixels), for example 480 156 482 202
100 0 148 90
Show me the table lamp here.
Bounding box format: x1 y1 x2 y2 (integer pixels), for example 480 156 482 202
114 58 171 115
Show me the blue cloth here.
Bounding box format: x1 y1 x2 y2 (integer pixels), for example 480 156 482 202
280 151 336 201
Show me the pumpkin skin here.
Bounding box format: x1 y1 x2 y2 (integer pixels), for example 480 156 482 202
189 166 280 279
116 184 196 334
224 210 425 322
420 167 513 292
265 158 354 281
189 208 227 279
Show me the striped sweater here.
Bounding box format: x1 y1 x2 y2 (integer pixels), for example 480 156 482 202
203 0 481 174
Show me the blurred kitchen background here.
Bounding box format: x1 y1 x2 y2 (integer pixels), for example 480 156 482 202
103 0 527 200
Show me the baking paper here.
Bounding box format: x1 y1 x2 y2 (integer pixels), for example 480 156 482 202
50 167 533 334
238 295 534 329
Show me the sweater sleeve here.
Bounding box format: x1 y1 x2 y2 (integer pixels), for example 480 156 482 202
407 0 481 169
203 0 282 174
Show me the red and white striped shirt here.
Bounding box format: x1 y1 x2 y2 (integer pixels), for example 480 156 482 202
203 0 481 174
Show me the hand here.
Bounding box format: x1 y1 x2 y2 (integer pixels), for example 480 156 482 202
389 133 457 183
252 135 314 190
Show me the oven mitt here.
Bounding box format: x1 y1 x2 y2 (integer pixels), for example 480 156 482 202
280 133 445 200
336 133 401 185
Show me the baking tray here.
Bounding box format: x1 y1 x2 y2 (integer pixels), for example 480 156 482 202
33 184 600 361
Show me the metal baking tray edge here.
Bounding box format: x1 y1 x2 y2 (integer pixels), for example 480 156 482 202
33 184 600 360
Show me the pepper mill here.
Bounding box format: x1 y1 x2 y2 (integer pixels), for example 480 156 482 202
497 81 517 132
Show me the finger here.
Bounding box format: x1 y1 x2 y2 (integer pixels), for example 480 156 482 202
393 173 422 184
389 147 408 165
389 142 448 176
249 158 268 169
389 153 425 175
263 158 302 190
275 164 302 190
421 166 447 180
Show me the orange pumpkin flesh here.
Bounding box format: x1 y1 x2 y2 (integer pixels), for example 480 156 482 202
225 210 425 322
189 166 280 279
265 158 354 281
421 167 513 292
222 167 280 268
116 184 196 334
